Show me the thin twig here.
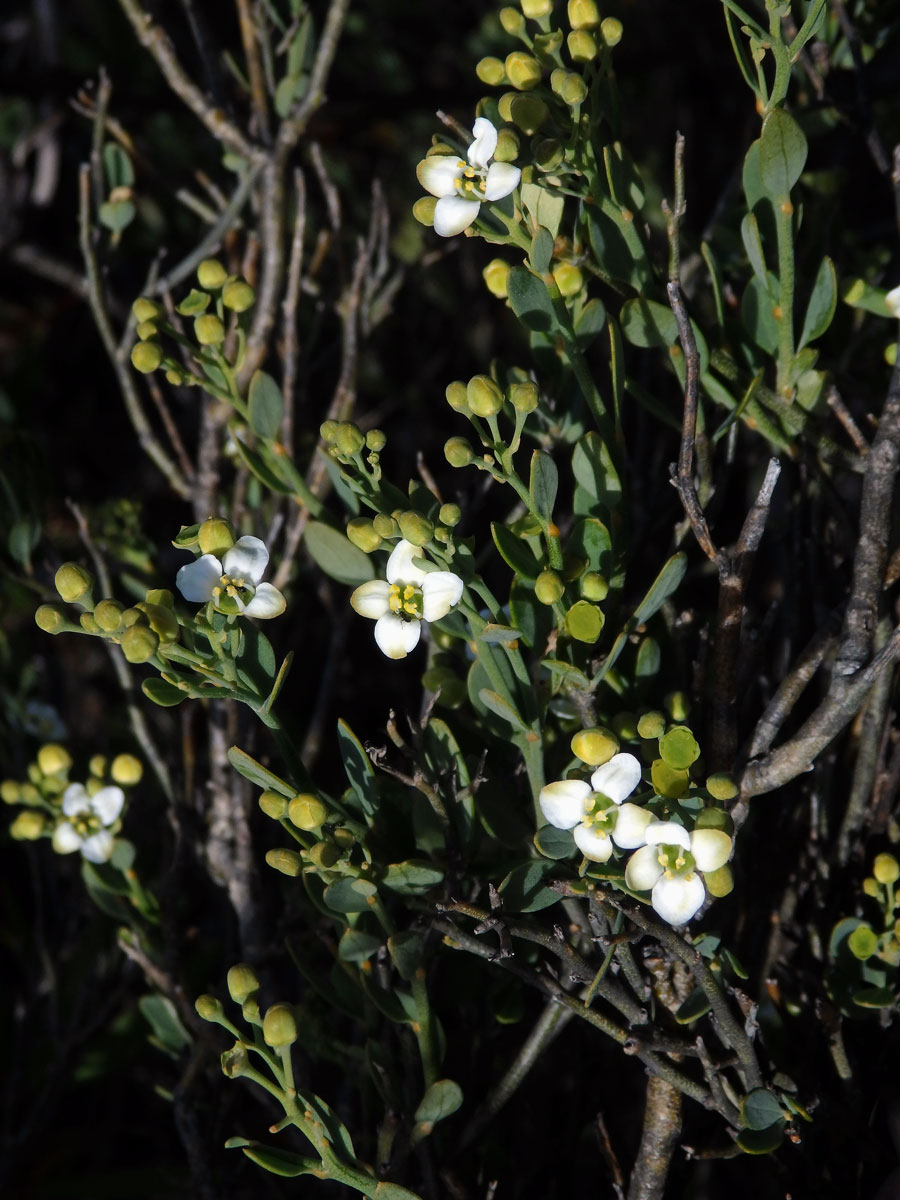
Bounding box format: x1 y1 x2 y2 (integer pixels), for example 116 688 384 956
235 0 271 142
281 167 307 452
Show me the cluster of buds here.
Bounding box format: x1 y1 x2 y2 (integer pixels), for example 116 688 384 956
443 372 539 468
319 419 385 472
847 853 900 968
347 504 462 557
195 962 300 1071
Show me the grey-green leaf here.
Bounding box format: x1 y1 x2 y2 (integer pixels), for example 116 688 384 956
507 265 555 333
248 370 284 440
759 108 807 197
529 450 558 522
304 520 375 586
798 255 837 349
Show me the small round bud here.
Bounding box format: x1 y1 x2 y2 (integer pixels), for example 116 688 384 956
567 29 597 61
467 374 504 417
874 853 900 885
222 279 255 312
131 341 163 373
307 841 340 869
334 422 365 457
35 604 65 634
198 517 235 557
320 419 338 443
263 1003 298 1048
136 319 159 341
259 789 289 820
136 602 178 643
552 70 588 105
552 262 584 296
445 381 470 413
194 314 226 346
500 6 526 35
132 297 161 323
373 513 399 539
535 569 565 605
266 847 304 876
694 807 735 836
111 754 143 786
863 876 881 898
288 794 328 830
445 437 475 468
121 607 142 627
19 783 40 804
580 572 608 601
94 600 125 632
37 745 71 777
197 259 228 289
483 259 511 299
637 710 666 740
565 599 604 642
600 16 623 46
10 811 46 840
120 625 160 664
398 512 434 547
510 94 548 135
242 996 261 1024
89 755 107 777
704 865 734 898
55 562 93 604
706 773 739 802
664 691 691 722
412 196 437 227
1 780 20 804
505 51 542 91
227 962 260 1005
366 429 386 452
509 381 539 412
571 727 618 767
497 92 517 124
346 519 382 553
521 0 553 17
568 0 600 28
439 503 462 528
195 994 224 1021
476 56 507 86
80 612 100 634
495 128 520 162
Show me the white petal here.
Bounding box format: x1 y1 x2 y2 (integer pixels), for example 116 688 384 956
574 824 613 862
690 828 733 872
244 582 286 619
886 285 900 319
625 845 663 892
177 554 222 603
91 786 125 826
644 820 691 850
52 822 83 855
422 572 464 622
350 580 392 620
416 155 465 198
468 117 498 169
373 614 421 659
652 874 706 925
539 779 591 829
61 783 91 818
433 195 481 238
81 830 115 863
612 803 653 849
482 161 521 202
590 753 642 804
386 540 428 586
223 536 269 586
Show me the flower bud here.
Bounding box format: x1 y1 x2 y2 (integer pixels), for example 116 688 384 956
19 782 40 804
55 563 93 604
483 259 511 298
136 319 159 341
445 437 475 468
566 599 604 642
373 513 399 539
568 0 600 28
89 755 107 777
37 744 71 776
136 602 178 642
197 258 228 289
412 196 437 227
497 92 517 124
637 711 666 740
227 962 260 1005
198 518 235 557
505 52 542 91
704 865 734 898
1 780 20 804
80 612 100 634
195 994 224 1021
307 841 341 869
242 996 261 1024
133 297 161 323
601 16 623 46
509 94 549 135
500 6 526 33
580 572 608 601
694 807 735 837
131 341 163 373
320 419 338 443
495 128 520 162
94 600 125 632
535 569 565 605
509 381 539 412
439 503 462 528
289 794 328 830
194 314 226 346
346 518 382 553
863 876 881 898
121 607 142 627
265 847 304 876
111 754 143 786
705 773 739 802
521 0 552 17
476 56 507 86
222 280 255 312
263 1003 298 1047
35 604 65 634
664 691 691 722
552 262 584 296
259 789 289 819
334 422 365 457
398 512 434 547
10 811 46 840
551 70 588 105
467 374 504 417
874 853 900 885
366 429 386 452
445 380 469 413
120 625 160 664
571 727 618 766
567 29 597 61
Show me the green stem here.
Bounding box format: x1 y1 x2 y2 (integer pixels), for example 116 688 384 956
773 196 796 397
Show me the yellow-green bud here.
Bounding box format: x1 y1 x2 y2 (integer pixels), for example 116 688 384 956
222 279 255 312
552 262 584 296
259 789 289 820
637 710 666 740
863 876 881 898
132 297 161 322
120 624 160 664
445 380 470 412
664 691 691 722
552 70 588 105
227 962 260 1005
136 602 178 643
10 811 46 841
111 754 143 786
334 422 365 457
571 726 618 766
467 374 504 417
136 319 159 341
439 503 462 527
568 0 600 28
509 381 539 412
600 16 623 46
497 92 517 124
320 419 338 442
534 138 565 171
874 853 900 885
704 865 734 898
27 764 42 785
373 513 399 538
19 782 40 804
346 518 382 553
37 744 71 776
483 259 511 299
80 612 100 634
366 429 386 452
445 437 475 468
94 600 125 632
505 51 542 91
194 314 225 346
413 195 437 227
195 994 224 1021
55 562 93 604
476 56 507 86
121 607 142 627
131 341 163 373
509 94 549 135
89 755 107 777
500 5 526 33
565 599 604 642
521 0 553 17
651 759 690 800
198 517 235 557
398 512 434 547
567 29 597 61
35 604 65 634
1 780 20 804
694 807 735 837
580 572 608 601
307 841 341 869
535 568 565 605
706 773 739 802
263 1003 298 1047
197 258 228 289
288 794 328 830
495 128 520 162
242 996 261 1024
266 847 304 876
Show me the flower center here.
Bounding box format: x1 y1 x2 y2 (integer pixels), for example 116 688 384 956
211 573 254 614
388 582 424 620
582 792 616 834
452 160 488 201
72 812 102 838
656 844 696 879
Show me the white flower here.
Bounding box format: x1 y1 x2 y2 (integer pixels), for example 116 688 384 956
624 820 733 925
887 285 900 319
176 535 285 619
350 539 464 659
539 752 651 863
51 782 124 864
417 117 521 237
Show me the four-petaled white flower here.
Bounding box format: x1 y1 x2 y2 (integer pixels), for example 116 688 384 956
417 118 521 238
52 782 124 863
539 753 652 863
624 820 733 926
350 539 464 659
176 535 285 619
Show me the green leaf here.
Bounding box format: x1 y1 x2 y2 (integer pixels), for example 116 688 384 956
619 297 678 349
248 370 284 440
759 108 807 197
172 523 201 548
414 1078 463 1125
338 928 383 963
521 182 565 239
741 1088 785 1132
337 719 377 817
323 877 378 913
530 227 554 274
98 199 135 234
492 521 542 580
741 275 779 354
231 435 294 494
239 1143 318 1177
103 142 134 188
498 860 559 913
852 985 896 1009
529 450 558 522
633 552 687 623
571 433 622 524
534 824 576 860
388 930 424 981
742 138 765 211
138 994 192 1055
541 658 591 689
478 689 529 735
740 212 768 283
237 623 277 691
587 207 650 291
141 677 185 707
674 988 712 1024
382 860 444 895
604 141 645 211
509 575 552 649
566 518 612 576
304 521 375 586
798 256 837 349
574 298 607 350
736 1124 784 1155
507 265 555 333
8 516 40 567
227 745 294 796
635 636 660 679
479 623 524 644
175 288 211 316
